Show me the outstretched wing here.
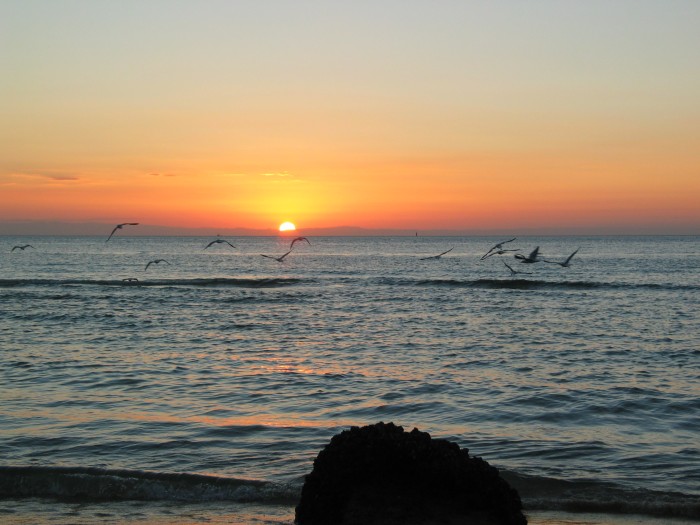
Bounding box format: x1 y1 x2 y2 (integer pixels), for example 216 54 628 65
105 225 120 242
564 248 580 265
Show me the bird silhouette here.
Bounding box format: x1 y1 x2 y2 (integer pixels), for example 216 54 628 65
145 259 170 271
106 223 139 242
204 239 236 250
11 244 34 252
289 236 311 249
420 247 454 260
514 246 542 264
260 250 292 262
545 248 580 267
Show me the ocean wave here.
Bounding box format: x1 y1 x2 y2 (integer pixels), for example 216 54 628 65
404 278 700 291
0 277 308 289
0 466 297 504
2 465 698 520
503 470 700 520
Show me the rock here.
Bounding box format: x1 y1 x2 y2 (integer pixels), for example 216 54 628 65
295 422 527 525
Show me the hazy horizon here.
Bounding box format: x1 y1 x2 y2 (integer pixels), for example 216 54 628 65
0 218 697 237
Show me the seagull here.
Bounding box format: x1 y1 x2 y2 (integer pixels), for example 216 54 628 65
261 250 292 262
122 278 140 283
514 246 542 264
204 239 236 250
11 244 34 252
106 223 139 242
420 247 454 260
289 236 310 249
145 259 170 271
545 248 580 268
504 261 531 276
480 248 521 260
481 237 517 259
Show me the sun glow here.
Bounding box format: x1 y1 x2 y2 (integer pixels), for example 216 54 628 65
279 221 296 232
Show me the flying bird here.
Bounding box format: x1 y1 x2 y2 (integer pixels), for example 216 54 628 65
504 261 531 276
204 239 236 250
261 250 292 262
481 248 521 260
420 247 454 260
481 238 517 259
289 236 311 249
11 244 34 252
145 259 170 271
545 248 580 268
514 246 542 264
106 223 139 242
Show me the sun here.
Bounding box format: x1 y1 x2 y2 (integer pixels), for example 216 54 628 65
279 221 296 232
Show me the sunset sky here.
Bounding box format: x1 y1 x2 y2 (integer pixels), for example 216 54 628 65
1 1 699 234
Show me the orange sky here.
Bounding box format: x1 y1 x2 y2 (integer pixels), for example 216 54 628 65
1 2 699 234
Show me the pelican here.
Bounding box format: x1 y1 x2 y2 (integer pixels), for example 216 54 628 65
261 250 292 262
289 236 310 249
480 248 520 260
145 259 170 271
481 237 516 259
514 246 542 264
106 222 139 242
204 239 236 250
504 261 531 276
11 244 34 252
545 248 580 268
420 247 454 260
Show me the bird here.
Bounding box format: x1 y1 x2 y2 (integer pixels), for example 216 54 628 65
504 261 531 276
481 238 517 259
106 223 139 242
514 246 542 264
204 239 236 250
122 278 140 283
480 248 521 260
145 259 170 271
545 248 580 268
261 250 292 262
420 247 454 260
289 236 310 249
11 244 34 252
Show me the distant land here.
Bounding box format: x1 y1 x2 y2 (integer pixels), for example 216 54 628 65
0 220 697 237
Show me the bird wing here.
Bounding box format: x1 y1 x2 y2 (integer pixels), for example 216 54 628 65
260 254 274 259
11 246 19 251
279 250 293 260
564 248 580 264
224 241 236 248
504 262 515 273
528 246 540 260
204 240 217 249
145 261 153 270
105 225 120 242
439 247 454 257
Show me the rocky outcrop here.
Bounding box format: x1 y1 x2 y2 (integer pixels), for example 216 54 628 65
295 422 527 525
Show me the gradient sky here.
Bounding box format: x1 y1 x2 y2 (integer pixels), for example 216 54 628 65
1 0 699 233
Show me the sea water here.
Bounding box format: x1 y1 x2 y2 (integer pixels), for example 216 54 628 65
1 235 698 524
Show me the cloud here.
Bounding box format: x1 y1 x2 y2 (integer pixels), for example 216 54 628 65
150 173 177 177
8 172 80 182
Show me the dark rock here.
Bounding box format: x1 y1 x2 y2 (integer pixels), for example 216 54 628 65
295 422 527 525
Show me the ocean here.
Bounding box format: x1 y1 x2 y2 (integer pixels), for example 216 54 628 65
1 235 698 524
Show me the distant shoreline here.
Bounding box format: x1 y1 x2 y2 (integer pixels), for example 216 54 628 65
1 221 698 237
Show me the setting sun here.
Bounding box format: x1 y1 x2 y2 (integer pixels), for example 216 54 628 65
279 222 296 232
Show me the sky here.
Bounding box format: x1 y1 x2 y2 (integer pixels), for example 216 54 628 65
1 0 699 234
